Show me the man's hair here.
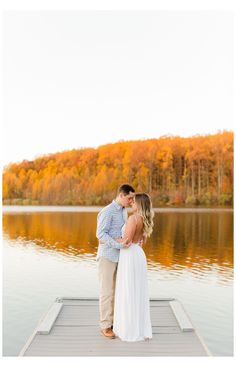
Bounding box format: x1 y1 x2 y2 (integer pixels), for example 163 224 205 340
117 184 135 196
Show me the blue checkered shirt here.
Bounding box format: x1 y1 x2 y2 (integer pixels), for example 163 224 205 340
96 200 128 263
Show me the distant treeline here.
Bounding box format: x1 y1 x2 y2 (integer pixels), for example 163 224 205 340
2 130 233 206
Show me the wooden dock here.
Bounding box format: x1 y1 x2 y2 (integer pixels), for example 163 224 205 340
19 297 212 356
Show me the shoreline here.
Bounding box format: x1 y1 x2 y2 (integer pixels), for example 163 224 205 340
2 205 233 213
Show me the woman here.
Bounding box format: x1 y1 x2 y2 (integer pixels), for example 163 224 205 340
113 193 154 342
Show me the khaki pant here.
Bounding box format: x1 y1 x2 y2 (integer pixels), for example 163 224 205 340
98 256 118 329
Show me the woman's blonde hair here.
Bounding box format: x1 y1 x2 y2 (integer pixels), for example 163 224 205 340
134 193 154 237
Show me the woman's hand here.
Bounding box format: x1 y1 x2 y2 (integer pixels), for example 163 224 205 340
121 238 132 248
116 237 131 248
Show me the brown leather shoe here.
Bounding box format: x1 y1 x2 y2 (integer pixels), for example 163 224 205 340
100 327 116 339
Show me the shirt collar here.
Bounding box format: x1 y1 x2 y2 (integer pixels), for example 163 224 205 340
112 199 124 210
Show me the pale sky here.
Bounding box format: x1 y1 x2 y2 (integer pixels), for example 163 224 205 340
3 10 233 167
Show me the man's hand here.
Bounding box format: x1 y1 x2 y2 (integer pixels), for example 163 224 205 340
138 240 143 248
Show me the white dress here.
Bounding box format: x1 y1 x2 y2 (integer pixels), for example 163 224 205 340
113 222 152 342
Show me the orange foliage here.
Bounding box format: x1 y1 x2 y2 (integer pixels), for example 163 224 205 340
2 131 233 206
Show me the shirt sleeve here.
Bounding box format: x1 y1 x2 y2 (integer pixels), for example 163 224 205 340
96 208 124 250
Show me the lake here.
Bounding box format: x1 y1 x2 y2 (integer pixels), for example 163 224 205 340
2 206 233 356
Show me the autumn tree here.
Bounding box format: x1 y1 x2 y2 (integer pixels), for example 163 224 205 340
2 131 233 206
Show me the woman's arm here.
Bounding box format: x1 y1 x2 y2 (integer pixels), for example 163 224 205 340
99 237 130 246
122 215 137 244
102 215 136 244
99 215 136 246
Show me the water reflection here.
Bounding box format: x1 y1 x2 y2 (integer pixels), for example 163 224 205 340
2 209 234 356
2 211 233 283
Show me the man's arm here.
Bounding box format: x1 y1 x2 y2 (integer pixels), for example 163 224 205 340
96 209 124 250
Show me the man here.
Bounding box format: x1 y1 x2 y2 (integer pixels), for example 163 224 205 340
96 183 135 338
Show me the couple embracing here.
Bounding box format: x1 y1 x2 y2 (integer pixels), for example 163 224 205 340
96 184 154 342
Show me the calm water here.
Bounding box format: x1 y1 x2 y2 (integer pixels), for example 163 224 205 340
2 206 233 356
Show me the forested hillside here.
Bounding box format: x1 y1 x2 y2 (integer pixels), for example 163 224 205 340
2 130 233 206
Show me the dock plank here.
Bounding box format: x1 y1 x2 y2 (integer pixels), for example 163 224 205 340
55 304 177 327
37 302 63 334
23 326 208 356
20 297 211 356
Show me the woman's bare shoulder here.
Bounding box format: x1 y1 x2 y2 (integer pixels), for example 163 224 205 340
128 214 143 224
127 214 136 221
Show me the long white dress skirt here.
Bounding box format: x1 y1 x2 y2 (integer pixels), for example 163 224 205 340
113 243 152 342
